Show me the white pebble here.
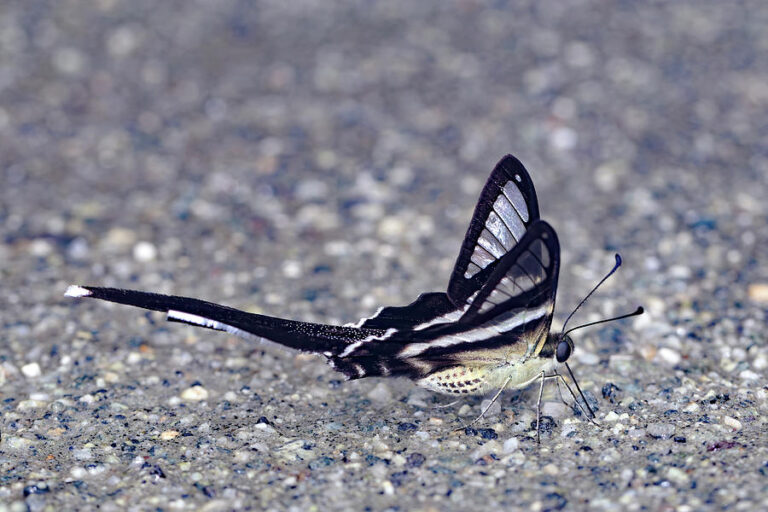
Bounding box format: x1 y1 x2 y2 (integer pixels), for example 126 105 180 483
5 437 33 450
503 437 520 453
646 422 675 439
656 347 681 366
133 241 157 262
458 404 473 417
739 370 760 380
161 430 181 441
282 260 301 278
17 400 47 410
180 385 209 401
540 401 569 419
21 362 41 378
722 416 742 431
550 126 578 150
73 448 92 460
70 466 87 479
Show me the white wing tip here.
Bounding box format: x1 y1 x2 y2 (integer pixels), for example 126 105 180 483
65 285 92 298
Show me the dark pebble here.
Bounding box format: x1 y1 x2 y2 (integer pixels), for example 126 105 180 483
572 390 599 417
398 422 418 432
531 416 556 434
543 492 568 511
406 452 426 468
23 483 50 496
602 383 621 401
308 456 334 470
478 428 497 440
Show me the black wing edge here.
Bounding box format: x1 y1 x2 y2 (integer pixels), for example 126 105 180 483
459 220 560 325
356 292 458 330
64 285 379 355
447 154 540 307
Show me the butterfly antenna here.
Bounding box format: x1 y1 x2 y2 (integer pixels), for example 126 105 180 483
561 253 623 333
564 306 644 336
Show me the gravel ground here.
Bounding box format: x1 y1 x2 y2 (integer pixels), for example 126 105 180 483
2 1 768 510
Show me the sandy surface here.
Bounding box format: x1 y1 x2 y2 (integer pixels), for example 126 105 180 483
1 1 767 510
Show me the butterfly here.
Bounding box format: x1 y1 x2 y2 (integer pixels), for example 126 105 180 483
66 154 641 439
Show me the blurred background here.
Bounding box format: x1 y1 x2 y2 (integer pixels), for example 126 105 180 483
1 1 767 510
2 1 765 317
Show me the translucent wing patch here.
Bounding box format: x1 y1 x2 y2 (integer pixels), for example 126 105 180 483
448 155 540 307
460 220 559 325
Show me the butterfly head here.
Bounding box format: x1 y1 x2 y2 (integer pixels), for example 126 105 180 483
543 332 574 364
555 333 574 363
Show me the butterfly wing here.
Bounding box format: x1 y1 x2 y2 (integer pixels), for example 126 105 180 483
349 154 541 334
334 221 560 379
447 154 540 307
65 286 382 356
351 292 461 330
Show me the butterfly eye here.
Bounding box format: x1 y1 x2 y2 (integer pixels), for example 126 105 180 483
556 339 571 363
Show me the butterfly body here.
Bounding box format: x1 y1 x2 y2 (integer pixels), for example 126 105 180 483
66 155 574 406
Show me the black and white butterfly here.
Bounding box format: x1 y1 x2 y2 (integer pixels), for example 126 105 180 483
66 155 641 437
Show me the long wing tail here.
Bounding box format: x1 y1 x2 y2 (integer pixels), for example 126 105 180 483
65 285 381 356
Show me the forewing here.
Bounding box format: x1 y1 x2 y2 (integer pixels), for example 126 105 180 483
459 220 560 342
447 154 540 307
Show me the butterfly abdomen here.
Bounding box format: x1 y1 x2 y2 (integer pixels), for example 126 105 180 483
417 366 493 396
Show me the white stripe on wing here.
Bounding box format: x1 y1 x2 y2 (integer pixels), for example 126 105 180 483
397 304 550 358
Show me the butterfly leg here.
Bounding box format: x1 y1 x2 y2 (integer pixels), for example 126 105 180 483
552 372 571 409
454 373 513 432
553 372 600 428
434 399 461 410
535 370 546 444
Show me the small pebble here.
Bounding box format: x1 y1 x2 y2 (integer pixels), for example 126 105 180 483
160 430 181 441
748 283 768 303
656 347 681 366
458 404 473 417
406 453 426 468
739 370 759 380
646 423 675 439
5 437 33 450
541 401 569 419
667 467 689 484
180 386 209 401
21 362 41 378
17 400 47 410
502 437 519 453
722 416 742 431
133 241 157 262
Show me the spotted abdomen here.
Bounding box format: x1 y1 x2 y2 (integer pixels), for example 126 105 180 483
417 366 492 396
